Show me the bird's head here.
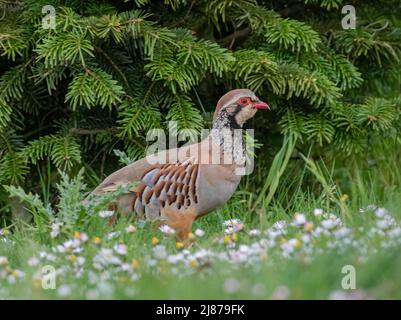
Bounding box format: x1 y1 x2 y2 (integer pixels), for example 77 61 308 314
213 89 270 128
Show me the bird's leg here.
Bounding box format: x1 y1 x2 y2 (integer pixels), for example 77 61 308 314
107 214 119 227
161 206 197 242
106 202 119 227
106 194 135 227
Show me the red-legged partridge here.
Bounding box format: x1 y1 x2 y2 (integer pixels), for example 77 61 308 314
90 89 269 239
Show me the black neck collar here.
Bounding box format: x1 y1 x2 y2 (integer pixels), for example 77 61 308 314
212 109 241 130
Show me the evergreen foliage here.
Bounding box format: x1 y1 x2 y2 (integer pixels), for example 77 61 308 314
0 0 400 212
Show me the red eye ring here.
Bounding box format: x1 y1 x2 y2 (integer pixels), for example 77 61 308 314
237 97 251 106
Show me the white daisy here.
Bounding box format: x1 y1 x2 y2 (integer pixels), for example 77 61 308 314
321 219 335 230
223 219 244 233
99 210 114 218
107 231 120 240
158 224 176 234
195 228 205 237
153 245 168 260
293 213 306 225
375 207 388 218
272 220 287 231
28 257 40 267
50 221 62 238
0 256 9 266
126 225 137 233
249 229 261 237
313 208 323 217
114 244 128 256
57 285 72 297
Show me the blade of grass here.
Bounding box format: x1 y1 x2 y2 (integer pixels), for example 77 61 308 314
252 134 297 211
299 154 351 221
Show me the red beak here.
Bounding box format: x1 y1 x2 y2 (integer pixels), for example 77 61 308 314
251 101 270 110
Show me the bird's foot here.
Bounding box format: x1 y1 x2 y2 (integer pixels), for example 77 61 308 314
161 205 197 242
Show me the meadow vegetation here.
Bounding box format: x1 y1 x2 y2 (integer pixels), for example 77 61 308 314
0 0 401 299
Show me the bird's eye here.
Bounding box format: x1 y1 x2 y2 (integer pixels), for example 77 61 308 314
238 97 251 105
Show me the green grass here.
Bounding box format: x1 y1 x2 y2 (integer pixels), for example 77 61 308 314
1 149 401 299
